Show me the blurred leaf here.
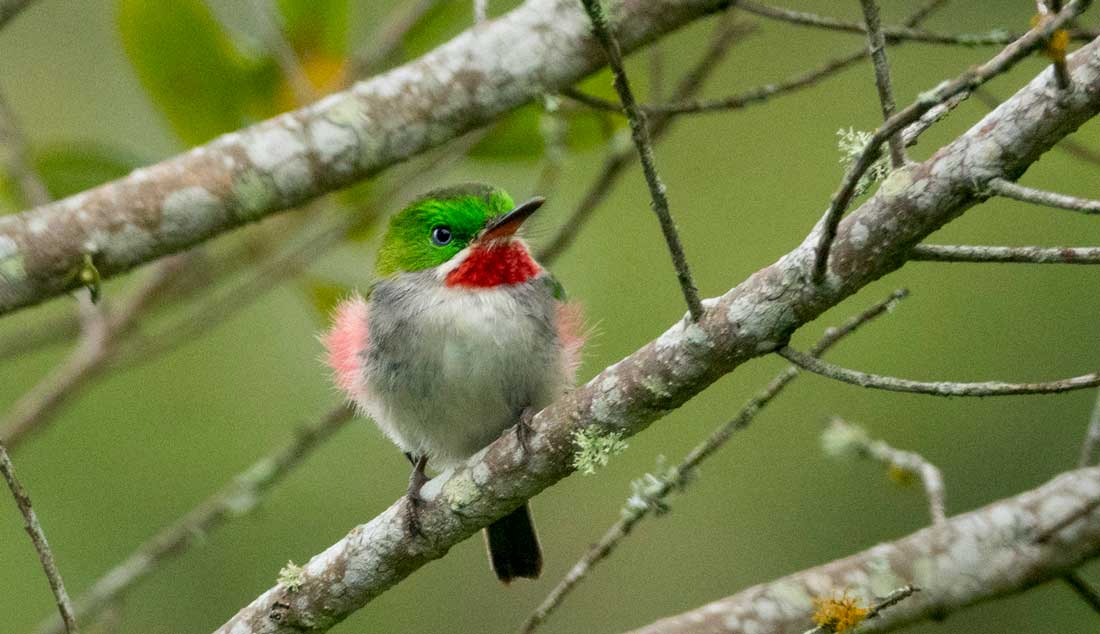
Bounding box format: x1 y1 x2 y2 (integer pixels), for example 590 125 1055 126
33 142 145 199
276 0 348 56
302 276 352 323
118 0 280 145
274 52 348 112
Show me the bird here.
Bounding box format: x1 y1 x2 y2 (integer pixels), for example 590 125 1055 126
322 183 584 583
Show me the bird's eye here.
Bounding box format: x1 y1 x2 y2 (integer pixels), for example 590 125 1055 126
430 226 453 246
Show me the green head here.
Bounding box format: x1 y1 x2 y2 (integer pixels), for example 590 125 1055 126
375 183 541 276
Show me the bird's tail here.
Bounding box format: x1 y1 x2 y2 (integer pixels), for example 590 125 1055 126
484 503 542 583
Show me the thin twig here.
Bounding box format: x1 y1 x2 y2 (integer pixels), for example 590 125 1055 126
0 88 50 206
1062 572 1100 616
1 442 80 633
539 18 753 265
248 0 317 104
520 289 909 634
811 0 1091 283
473 0 487 24
778 346 1100 397
859 0 906 168
988 177 1100 214
824 417 946 525
349 0 442 77
910 244 1100 264
737 1 1097 46
35 405 355 634
1079 391 1100 467
578 0 703 321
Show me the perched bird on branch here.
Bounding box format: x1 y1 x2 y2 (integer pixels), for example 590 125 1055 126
324 183 584 582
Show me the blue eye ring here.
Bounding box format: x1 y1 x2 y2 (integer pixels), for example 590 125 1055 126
430 225 453 246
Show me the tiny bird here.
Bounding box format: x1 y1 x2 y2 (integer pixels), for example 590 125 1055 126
323 183 584 583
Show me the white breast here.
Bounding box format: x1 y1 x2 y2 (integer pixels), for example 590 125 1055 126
363 278 563 466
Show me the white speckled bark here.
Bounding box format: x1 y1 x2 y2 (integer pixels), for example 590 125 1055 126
625 468 1100 634
213 38 1100 634
0 0 729 316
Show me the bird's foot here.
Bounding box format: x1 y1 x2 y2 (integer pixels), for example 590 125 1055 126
404 454 429 537
513 407 536 457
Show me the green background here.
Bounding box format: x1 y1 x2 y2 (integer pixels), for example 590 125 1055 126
2 1 1100 633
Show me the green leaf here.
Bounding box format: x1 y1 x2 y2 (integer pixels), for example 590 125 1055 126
118 0 279 145
33 143 145 199
276 0 348 56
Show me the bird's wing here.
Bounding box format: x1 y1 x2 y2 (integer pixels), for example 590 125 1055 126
322 293 371 405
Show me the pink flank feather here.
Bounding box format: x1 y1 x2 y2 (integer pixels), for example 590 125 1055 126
323 295 370 404
555 301 585 383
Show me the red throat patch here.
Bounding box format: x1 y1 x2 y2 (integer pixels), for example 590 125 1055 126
445 241 541 288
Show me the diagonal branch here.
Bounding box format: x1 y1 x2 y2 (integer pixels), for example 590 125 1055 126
859 0 906 168
579 0 703 320
0 0 735 318
911 244 1100 264
213 36 1100 634
622 468 1100 634
778 346 1100 396
0 442 79 633
987 176 1100 214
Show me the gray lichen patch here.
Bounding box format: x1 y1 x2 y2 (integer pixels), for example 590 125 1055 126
160 186 226 241
0 235 24 282
231 170 279 221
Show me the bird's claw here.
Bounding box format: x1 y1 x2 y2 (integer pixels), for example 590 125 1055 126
513 407 536 457
404 454 429 537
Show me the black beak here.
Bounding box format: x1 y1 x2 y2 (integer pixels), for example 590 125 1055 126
479 197 544 242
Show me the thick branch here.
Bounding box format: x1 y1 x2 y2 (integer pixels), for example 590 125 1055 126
214 36 1100 634
0 0 731 317
624 468 1100 634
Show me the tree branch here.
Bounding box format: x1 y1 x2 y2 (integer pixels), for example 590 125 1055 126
859 0 906 168
988 176 1100 214
778 345 1100 397
0 0 734 318
622 468 1100 634
213 36 1100 634
911 244 1100 264
579 0 703 320
0 442 79 633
